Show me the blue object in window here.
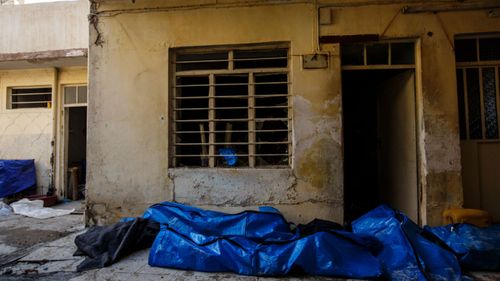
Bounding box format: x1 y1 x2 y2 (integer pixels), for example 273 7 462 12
219 148 237 166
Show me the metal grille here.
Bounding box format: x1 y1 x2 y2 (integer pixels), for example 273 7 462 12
456 36 500 140
171 44 291 168
8 87 52 109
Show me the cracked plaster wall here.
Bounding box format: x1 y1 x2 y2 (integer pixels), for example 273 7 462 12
319 3 500 225
87 1 500 226
87 3 344 224
0 69 55 194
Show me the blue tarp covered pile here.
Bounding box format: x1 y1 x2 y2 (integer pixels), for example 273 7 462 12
75 202 500 280
145 202 383 278
427 223 500 271
0 159 36 198
352 205 463 280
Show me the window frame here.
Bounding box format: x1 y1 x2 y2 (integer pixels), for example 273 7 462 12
63 84 88 107
455 35 500 141
6 86 53 110
169 43 292 169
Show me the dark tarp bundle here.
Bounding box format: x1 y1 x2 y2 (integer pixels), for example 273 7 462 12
146 202 383 278
74 218 160 271
0 159 36 198
426 223 500 271
352 205 462 281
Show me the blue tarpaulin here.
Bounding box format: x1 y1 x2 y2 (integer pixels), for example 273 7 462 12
352 205 463 281
145 202 383 278
427 223 500 271
138 202 500 279
0 160 36 198
143 202 295 242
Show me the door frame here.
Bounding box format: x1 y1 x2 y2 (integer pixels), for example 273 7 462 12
340 38 425 225
55 83 87 199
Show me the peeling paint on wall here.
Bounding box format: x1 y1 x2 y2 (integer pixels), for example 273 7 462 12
86 0 500 226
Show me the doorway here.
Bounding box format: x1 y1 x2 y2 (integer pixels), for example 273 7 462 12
342 69 418 223
63 85 87 200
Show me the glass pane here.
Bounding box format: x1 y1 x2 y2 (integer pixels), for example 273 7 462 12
479 38 500 61
341 44 364 65
64 86 77 104
483 68 499 139
391 42 415 64
455 39 477 62
77 86 87 103
366 43 388 65
466 68 482 139
456 69 467 140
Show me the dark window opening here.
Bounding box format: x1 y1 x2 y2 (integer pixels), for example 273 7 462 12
342 41 415 67
172 45 290 168
9 87 52 109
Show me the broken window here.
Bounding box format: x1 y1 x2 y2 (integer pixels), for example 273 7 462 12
455 35 500 140
7 87 52 109
171 44 291 168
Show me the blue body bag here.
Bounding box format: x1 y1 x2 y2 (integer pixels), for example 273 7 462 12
352 205 462 281
427 223 500 271
145 202 382 278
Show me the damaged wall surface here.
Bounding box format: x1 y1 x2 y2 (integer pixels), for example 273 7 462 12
87 2 343 225
317 1 500 225
0 68 87 194
0 69 54 193
87 0 500 226
0 1 88 196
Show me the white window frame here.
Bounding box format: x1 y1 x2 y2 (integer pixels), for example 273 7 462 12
63 84 88 107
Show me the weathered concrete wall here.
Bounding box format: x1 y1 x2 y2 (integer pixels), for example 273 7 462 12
318 3 500 225
88 0 500 226
0 67 87 196
0 0 88 54
87 2 343 224
0 0 88 197
0 69 55 194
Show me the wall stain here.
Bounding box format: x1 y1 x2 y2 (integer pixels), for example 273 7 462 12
296 137 339 191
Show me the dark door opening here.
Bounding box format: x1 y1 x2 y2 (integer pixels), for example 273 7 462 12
343 69 418 224
67 106 87 200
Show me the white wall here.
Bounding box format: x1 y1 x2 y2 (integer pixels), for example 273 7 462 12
0 0 88 53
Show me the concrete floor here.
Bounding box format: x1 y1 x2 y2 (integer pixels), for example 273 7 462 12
0 201 499 281
0 201 344 281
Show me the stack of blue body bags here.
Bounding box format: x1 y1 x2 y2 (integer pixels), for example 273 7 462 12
426 223 500 272
74 201 500 280
352 205 463 281
144 202 383 279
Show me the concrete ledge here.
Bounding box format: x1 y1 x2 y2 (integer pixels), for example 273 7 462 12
0 48 88 62
0 49 88 69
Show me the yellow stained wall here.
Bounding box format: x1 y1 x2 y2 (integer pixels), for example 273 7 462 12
87 3 343 224
318 3 500 225
0 67 87 196
0 69 56 194
88 0 500 225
